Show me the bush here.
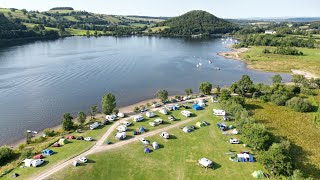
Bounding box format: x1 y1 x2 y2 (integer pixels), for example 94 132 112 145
271 94 288 106
44 128 56 137
259 94 270 102
300 88 315 96
19 149 33 160
0 146 15 165
286 97 312 112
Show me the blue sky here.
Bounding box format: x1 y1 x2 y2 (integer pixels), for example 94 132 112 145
0 0 319 18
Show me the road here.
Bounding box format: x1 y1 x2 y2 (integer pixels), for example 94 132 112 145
32 97 207 180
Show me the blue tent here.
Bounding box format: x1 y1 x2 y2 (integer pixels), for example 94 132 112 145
191 104 203 111
139 126 145 133
172 106 179 110
144 147 150 154
42 149 54 156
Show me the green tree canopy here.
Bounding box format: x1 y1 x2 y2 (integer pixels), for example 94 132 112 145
77 111 86 125
199 82 212 95
236 75 254 95
62 113 74 131
102 93 116 114
185 88 193 95
272 74 283 84
156 90 168 102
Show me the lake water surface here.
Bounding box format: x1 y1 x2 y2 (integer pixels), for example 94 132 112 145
0 36 290 145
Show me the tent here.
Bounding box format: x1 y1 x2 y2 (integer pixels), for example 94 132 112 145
196 122 203 127
144 147 150 154
139 126 145 133
252 170 264 179
237 153 254 162
33 154 43 159
52 142 60 147
58 138 68 145
42 149 54 156
66 135 75 139
191 104 203 111
133 130 138 135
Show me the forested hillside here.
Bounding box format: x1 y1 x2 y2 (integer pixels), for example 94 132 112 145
158 10 239 36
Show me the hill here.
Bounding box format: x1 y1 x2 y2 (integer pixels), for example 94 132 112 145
158 10 239 36
0 13 22 30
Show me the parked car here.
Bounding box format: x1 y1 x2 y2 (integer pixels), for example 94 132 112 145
84 137 93 141
154 118 163 125
32 159 44 167
76 136 84 140
140 138 149 145
122 121 132 127
152 142 159 150
160 132 170 139
149 122 156 127
78 157 88 163
168 116 175 121
229 138 240 144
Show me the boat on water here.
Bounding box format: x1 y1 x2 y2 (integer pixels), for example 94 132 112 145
32 131 38 134
26 130 31 133
209 61 212 64
215 67 221 70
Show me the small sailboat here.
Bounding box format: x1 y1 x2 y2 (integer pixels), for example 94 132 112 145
196 64 200 68
215 67 221 70
208 60 212 64
198 63 202 66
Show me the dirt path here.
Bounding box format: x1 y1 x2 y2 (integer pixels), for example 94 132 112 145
32 98 207 180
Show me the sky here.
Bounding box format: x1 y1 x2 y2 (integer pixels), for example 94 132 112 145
0 0 319 19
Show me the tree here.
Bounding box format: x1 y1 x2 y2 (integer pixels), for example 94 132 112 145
102 93 116 114
272 74 282 84
199 82 212 95
214 85 221 93
0 146 14 165
271 94 288 106
86 30 90 37
237 75 254 95
62 113 74 131
112 108 119 114
77 111 86 125
260 141 293 176
90 105 97 120
185 88 193 95
156 90 168 102
292 74 305 85
241 123 271 150
286 97 312 112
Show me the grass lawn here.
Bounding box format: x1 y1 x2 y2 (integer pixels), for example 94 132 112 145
1 121 112 180
50 103 264 180
145 26 169 33
246 98 320 179
239 46 320 76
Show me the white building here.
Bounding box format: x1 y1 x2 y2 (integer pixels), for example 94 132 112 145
265 30 276 34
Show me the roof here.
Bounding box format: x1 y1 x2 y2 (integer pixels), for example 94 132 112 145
198 158 213 167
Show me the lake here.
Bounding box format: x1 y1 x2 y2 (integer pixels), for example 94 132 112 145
0 36 290 145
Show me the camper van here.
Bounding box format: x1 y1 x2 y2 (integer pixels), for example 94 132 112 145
133 115 144 122
89 122 100 130
181 110 191 117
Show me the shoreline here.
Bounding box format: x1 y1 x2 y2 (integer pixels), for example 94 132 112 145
7 96 177 148
217 46 319 79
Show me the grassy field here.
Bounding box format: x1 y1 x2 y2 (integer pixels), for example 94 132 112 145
239 46 320 76
1 121 112 180
145 26 169 33
246 95 320 179
50 103 264 180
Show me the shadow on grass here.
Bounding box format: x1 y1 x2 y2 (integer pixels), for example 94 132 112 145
244 104 264 110
158 144 165 149
213 162 222 170
86 159 96 164
169 135 178 140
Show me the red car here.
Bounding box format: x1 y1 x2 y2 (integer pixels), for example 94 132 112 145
33 154 43 159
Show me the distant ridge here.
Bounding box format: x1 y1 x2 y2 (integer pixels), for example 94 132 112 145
159 10 238 36
50 7 74 11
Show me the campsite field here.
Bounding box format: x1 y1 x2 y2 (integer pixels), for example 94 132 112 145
50 103 264 180
246 93 320 179
238 46 320 76
1 122 112 180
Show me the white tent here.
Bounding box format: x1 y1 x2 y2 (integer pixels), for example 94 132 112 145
146 111 155 118
198 158 213 168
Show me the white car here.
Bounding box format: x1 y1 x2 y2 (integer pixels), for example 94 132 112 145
122 121 132 127
117 113 125 118
152 142 159 150
154 118 163 125
158 109 168 115
32 159 44 167
168 116 175 121
78 157 88 163
229 138 240 144
106 115 117 121
160 132 170 139
140 138 149 145
84 137 93 141
149 122 156 127
116 125 127 132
